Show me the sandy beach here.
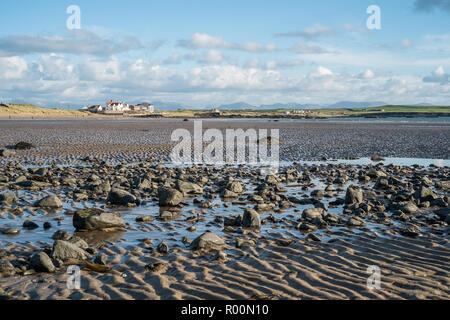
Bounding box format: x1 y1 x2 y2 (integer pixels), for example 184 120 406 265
0 118 449 300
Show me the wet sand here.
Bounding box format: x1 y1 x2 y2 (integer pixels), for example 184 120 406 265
0 118 449 300
0 119 448 164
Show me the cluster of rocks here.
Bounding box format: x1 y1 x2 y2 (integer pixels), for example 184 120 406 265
0 158 449 279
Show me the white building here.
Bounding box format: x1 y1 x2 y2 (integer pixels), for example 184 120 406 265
104 100 130 112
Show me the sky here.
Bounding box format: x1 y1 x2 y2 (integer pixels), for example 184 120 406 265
0 0 449 107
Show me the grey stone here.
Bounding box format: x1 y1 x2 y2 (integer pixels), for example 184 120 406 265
0 260 15 275
35 195 63 208
0 191 16 205
345 185 363 204
400 202 419 215
302 208 325 220
30 252 55 273
52 230 72 240
23 220 39 230
51 240 89 261
73 208 125 231
158 187 183 206
190 232 225 250
176 180 203 195
107 188 140 206
241 208 261 228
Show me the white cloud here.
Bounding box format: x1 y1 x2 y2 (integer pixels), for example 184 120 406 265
359 69 375 79
0 56 28 79
423 66 449 83
79 56 121 81
178 33 277 53
275 24 334 39
311 66 333 77
0 30 143 56
290 43 328 54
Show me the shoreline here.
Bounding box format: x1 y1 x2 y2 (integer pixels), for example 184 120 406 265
0 119 449 301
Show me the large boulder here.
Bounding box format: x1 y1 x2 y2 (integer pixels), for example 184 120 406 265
35 195 63 208
176 180 203 195
0 191 16 205
190 232 225 250
302 207 325 220
73 208 125 231
158 187 183 206
51 240 89 261
345 185 363 204
107 188 140 206
30 252 55 273
241 209 261 228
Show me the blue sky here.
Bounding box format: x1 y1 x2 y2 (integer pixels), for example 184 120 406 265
0 0 449 107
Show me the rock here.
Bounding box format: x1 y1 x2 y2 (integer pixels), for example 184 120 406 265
0 228 20 235
30 252 55 273
158 187 183 206
23 220 39 230
51 240 89 261
93 254 107 266
345 185 363 204
0 149 16 157
14 141 35 150
73 208 125 231
400 202 419 215
145 262 168 274
221 189 238 198
302 208 325 220
297 222 317 232
93 181 111 194
0 260 15 275
136 215 154 223
176 180 203 195
157 241 169 254
35 195 63 208
241 209 261 228
311 190 324 198
0 191 16 205
43 222 52 229
52 230 72 240
347 216 365 227
227 181 244 194
190 232 225 250
434 207 450 220
306 233 321 242
236 239 256 248
68 236 89 250
214 251 228 262
414 186 437 202
399 224 421 237
224 215 242 227
371 155 386 162
107 188 140 206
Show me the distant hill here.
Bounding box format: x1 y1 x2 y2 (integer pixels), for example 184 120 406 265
218 102 256 110
151 101 196 110
322 101 387 109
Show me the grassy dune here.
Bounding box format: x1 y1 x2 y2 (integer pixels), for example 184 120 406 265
0 103 93 118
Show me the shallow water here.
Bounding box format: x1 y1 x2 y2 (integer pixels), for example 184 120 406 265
1 159 446 252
